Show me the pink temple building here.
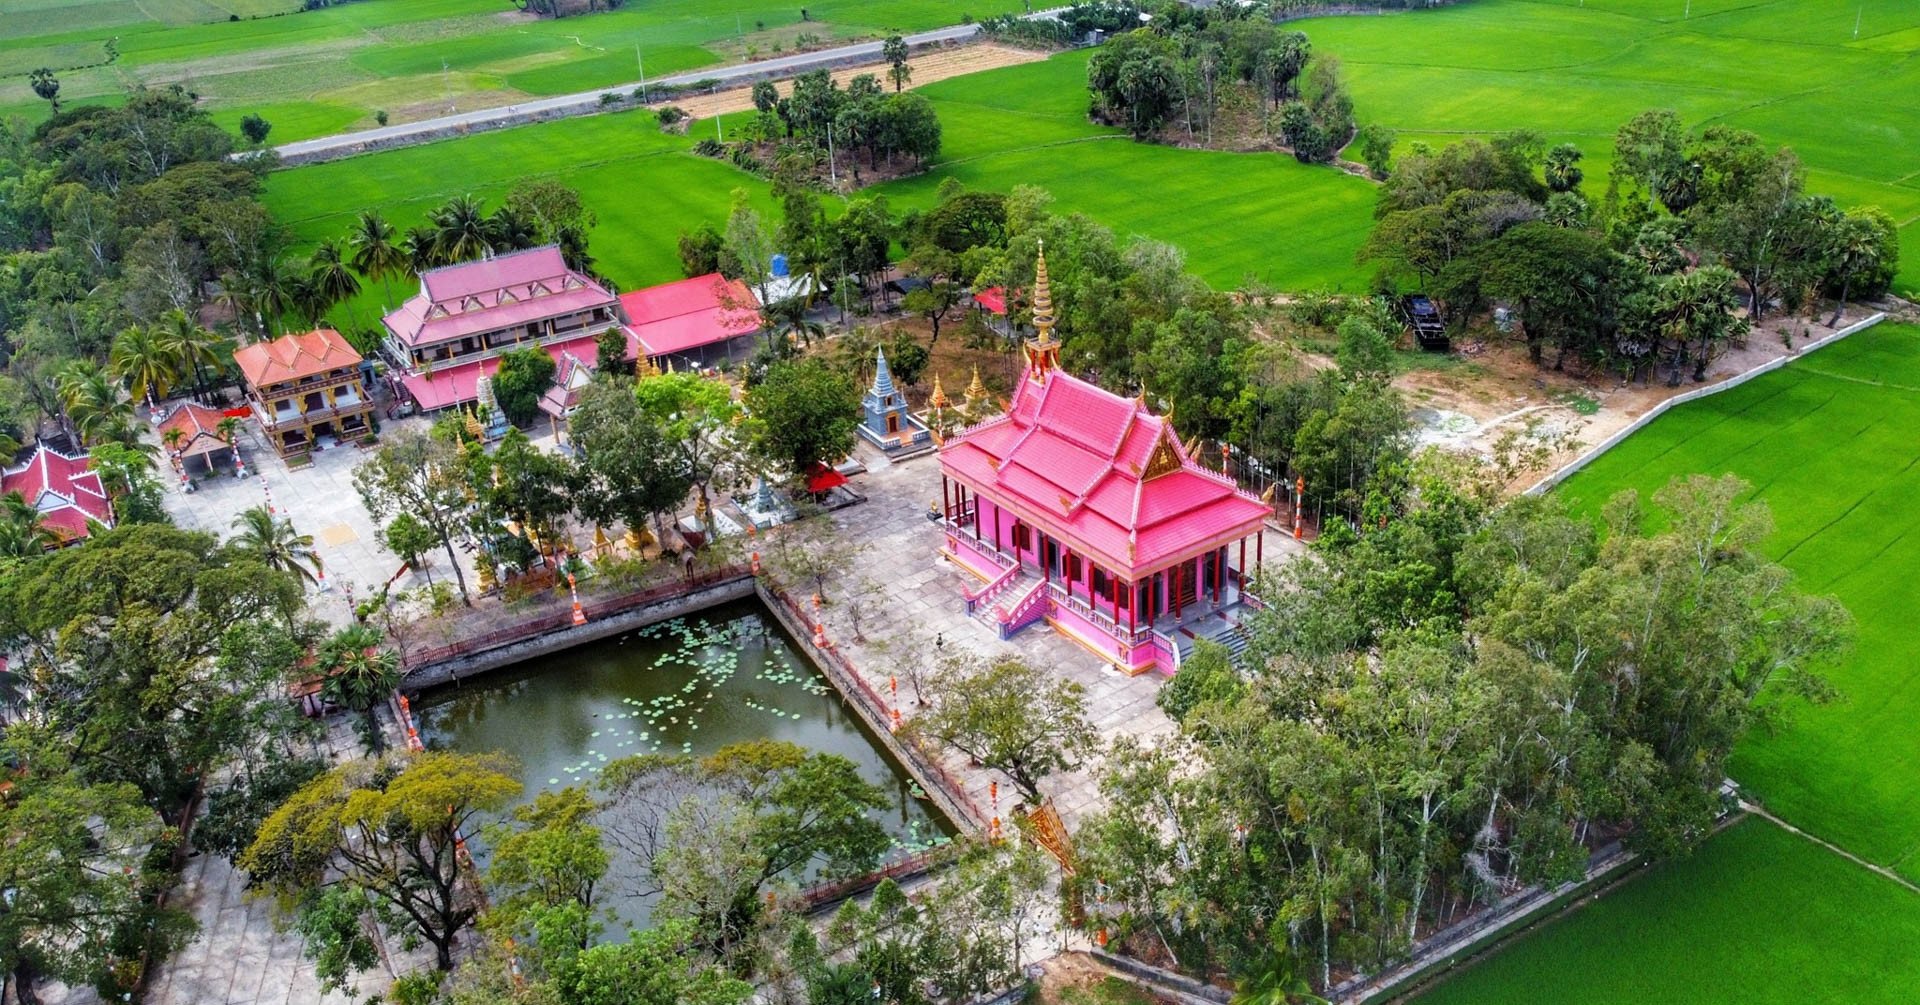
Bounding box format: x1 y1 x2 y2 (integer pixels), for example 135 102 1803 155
938 249 1272 675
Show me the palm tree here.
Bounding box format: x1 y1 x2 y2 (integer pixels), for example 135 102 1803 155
0 492 56 559
108 323 178 412
309 238 363 333
430 195 496 264
1231 952 1327 1005
488 204 538 253
317 623 401 751
349 210 406 308
1827 212 1884 326
401 225 441 273
155 309 229 403
230 505 324 586
57 360 134 446
216 415 244 472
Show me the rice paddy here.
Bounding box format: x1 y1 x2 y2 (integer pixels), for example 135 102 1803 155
1414 817 1920 1005
412 600 953 929
0 0 1024 142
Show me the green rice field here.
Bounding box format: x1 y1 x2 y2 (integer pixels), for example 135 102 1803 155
1300 0 1920 294
0 0 1020 142
1556 322 1920 877
1414 817 1920 1005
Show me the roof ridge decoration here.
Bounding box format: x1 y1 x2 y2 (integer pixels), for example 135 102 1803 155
1142 424 1184 481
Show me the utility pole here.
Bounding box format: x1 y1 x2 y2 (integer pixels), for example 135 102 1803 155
636 44 647 102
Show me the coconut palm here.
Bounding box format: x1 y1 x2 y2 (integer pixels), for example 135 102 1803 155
487 203 538 253
349 210 406 307
108 322 178 411
57 360 134 446
317 623 401 751
401 225 440 273
155 309 229 402
429 194 496 264
230 505 324 586
0 492 56 559
309 238 363 332
1826 212 1885 326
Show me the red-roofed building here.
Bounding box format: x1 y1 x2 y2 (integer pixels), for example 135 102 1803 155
2 444 113 544
939 249 1272 675
234 328 374 457
155 401 234 470
619 273 760 367
381 246 623 412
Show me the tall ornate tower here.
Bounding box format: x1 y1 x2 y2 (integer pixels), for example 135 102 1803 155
857 345 932 455
1023 241 1060 380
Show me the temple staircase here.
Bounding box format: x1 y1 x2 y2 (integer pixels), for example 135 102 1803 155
993 576 1050 640
1172 615 1253 666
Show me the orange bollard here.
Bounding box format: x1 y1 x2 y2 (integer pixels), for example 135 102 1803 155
1096 928 1108 948
751 551 761 574
890 707 902 731
990 781 998 807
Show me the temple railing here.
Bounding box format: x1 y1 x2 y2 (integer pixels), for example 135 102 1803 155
1046 582 1155 647
963 562 1020 615
1153 629 1183 672
944 519 1015 572
996 579 1050 639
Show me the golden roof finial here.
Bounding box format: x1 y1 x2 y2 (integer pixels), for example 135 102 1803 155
636 353 660 379
929 373 950 409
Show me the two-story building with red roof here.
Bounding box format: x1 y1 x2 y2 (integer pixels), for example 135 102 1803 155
938 249 1273 675
2 444 113 543
234 328 374 457
381 245 635 413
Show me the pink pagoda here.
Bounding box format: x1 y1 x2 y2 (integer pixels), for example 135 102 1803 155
937 248 1272 675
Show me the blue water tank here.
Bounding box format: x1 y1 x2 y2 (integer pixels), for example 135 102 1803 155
770 253 789 278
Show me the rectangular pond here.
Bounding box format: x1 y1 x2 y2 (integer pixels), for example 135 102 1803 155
413 598 954 928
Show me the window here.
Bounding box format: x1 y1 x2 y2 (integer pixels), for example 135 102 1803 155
1013 524 1032 552
1066 555 1083 582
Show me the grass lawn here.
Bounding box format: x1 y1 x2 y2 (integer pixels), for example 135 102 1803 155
1555 322 1920 876
1 0 1022 142
1301 0 1920 295
1414 817 1920 1005
259 108 776 327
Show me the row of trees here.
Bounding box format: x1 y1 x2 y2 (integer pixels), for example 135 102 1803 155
1362 116 1899 382
354 360 860 606
1076 463 1850 989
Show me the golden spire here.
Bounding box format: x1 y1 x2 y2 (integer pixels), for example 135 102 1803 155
1023 241 1060 378
636 353 660 379
965 366 988 406
928 373 950 410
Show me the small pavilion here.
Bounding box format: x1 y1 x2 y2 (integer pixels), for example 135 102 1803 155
937 247 1272 675
156 401 235 477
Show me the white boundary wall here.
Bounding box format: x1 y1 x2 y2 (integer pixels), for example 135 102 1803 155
1525 312 1890 496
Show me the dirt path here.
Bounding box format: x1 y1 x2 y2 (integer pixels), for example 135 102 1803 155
661 44 1051 120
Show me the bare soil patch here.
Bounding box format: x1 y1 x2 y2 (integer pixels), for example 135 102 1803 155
661 44 1051 121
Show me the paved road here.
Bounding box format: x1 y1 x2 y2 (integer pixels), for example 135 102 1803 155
272 22 991 162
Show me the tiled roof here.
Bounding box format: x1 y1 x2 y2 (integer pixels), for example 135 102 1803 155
155 402 232 457
618 274 759 356
1 444 112 541
940 368 1268 577
234 329 363 388
383 246 617 349
399 331 637 412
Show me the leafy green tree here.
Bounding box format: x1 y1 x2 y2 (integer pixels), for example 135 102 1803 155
744 358 859 480
239 113 272 147
492 347 557 427
230 504 324 586
633 371 745 522
1156 640 1245 722
885 332 930 388
355 428 478 603
912 656 1096 805
486 787 609 970
384 512 440 579
1613 108 1688 211
475 427 579 548
292 884 381 997
0 492 57 558
1357 124 1395 180
560 920 752 1005
28 68 58 113
596 326 629 375
569 379 689 547
0 743 192 1004
242 750 523 970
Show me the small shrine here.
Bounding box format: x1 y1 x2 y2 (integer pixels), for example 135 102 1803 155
473 373 511 441
856 346 932 456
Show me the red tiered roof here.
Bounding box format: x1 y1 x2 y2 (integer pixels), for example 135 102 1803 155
1 444 113 542
382 246 618 350
940 370 1269 579
619 273 759 357
398 330 640 412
